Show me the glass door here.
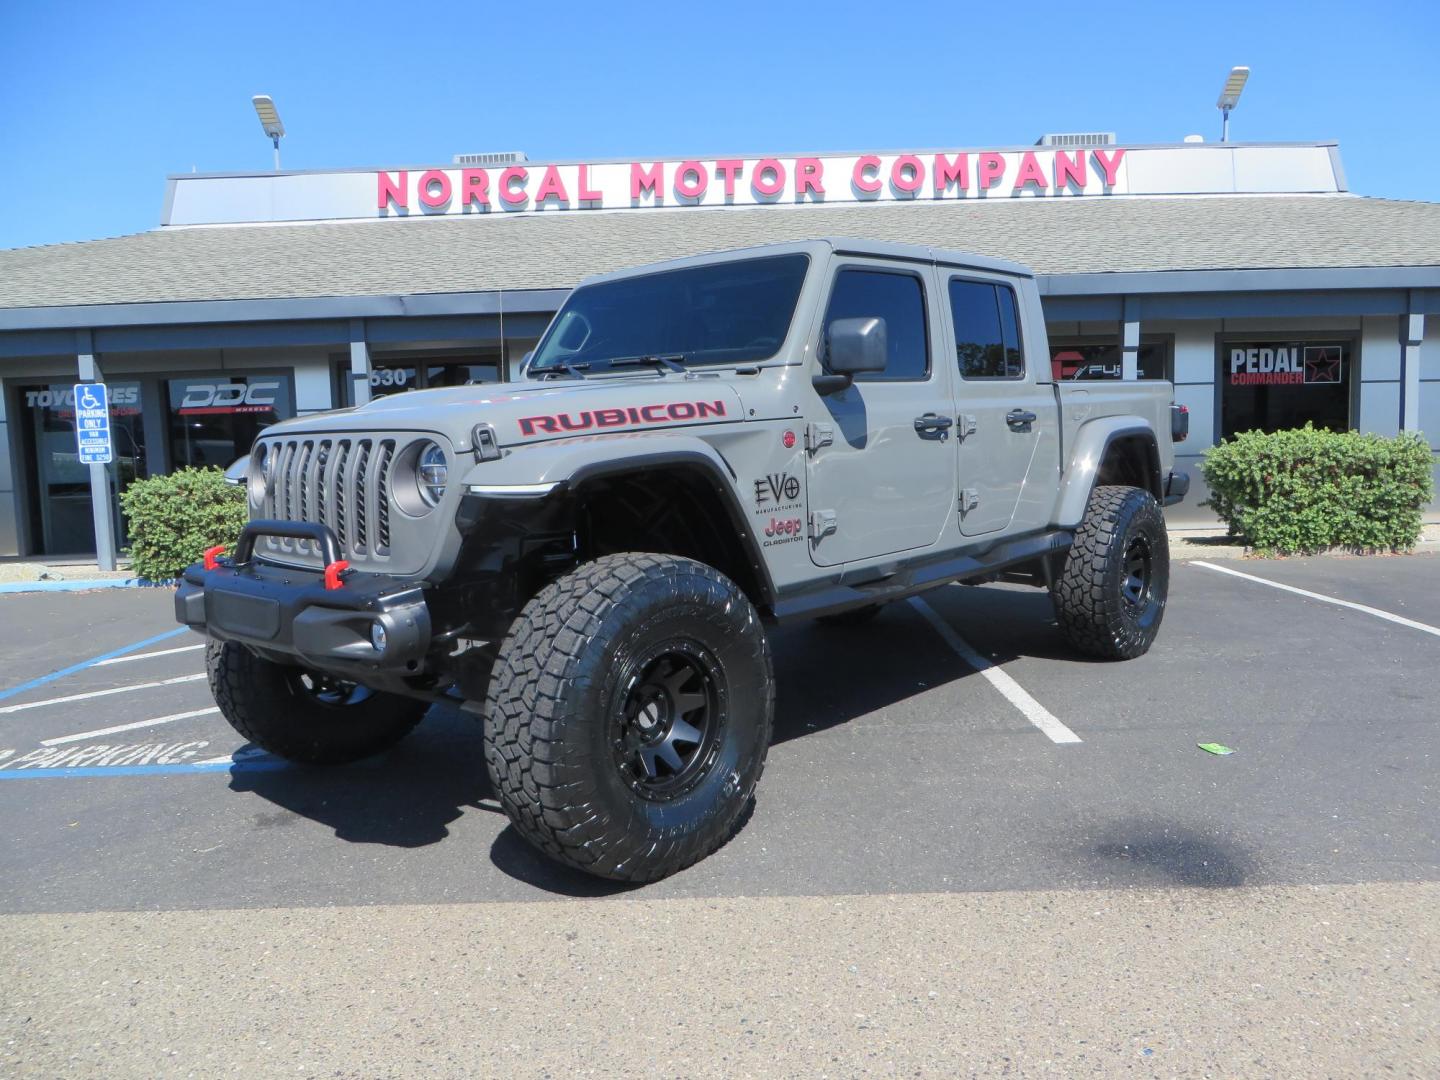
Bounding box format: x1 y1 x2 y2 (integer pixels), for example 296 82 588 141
20 382 146 555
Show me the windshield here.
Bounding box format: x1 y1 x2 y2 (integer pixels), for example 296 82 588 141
529 254 809 375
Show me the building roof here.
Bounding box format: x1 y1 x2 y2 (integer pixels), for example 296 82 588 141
3 194 1440 312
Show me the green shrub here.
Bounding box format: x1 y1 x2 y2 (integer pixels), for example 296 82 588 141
1200 424 1434 555
119 467 248 581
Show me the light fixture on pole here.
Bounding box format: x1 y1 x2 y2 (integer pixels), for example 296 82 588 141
1216 66 1249 143
252 94 285 171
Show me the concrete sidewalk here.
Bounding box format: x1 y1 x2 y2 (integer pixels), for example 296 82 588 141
4 882 1436 1078
0 559 133 586
1168 522 1440 561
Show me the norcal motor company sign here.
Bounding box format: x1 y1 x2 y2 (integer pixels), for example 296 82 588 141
161 144 1344 226
374 148 1128 215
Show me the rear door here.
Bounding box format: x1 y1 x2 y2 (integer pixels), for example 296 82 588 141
945 274 1059 537
804 259 956 567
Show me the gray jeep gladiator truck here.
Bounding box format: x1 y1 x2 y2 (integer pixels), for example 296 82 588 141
177 238 1189 881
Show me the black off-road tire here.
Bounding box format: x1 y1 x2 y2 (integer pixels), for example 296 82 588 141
206 640 426 764
482 553 773 883
1050 485 1169 660
815 603 886 627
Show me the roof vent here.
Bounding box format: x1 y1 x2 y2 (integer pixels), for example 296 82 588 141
452 151 528 166
1035 132 1116 148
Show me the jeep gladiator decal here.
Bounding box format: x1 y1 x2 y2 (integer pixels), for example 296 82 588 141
518 400 726 436
753 471 805 547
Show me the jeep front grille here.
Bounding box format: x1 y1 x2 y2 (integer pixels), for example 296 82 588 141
256 435 399 565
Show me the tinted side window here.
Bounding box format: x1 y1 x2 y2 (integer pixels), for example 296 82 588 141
950 279 1024 379
824 269 929 381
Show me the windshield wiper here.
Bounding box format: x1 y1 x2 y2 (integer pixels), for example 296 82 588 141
532 361 590 380
604 354 688 373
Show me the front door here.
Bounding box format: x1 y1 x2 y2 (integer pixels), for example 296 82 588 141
945 275 1058 537
805 261 956 567
20 381 146 555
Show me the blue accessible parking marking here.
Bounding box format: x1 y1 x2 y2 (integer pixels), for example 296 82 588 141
0 627 190 704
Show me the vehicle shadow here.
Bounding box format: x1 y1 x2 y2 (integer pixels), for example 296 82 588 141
227 704 494 848
226 584 1087 895
768 586 1082 742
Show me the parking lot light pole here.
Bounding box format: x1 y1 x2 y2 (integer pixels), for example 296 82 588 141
1217 66 1249 143
252 94 285 171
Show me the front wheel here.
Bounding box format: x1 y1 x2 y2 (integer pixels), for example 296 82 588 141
482 553 773 883
1050 485 1169 660
206 641 427 764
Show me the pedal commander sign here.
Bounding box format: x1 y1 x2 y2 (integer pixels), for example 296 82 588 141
1228 344 1345 386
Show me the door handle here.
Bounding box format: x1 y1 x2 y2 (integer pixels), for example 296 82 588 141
1006 409 1038 431
914 413 955 436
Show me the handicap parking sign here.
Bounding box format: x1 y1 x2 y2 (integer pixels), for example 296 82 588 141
73 382 113 465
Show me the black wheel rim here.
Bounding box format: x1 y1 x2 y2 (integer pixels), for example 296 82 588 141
610 640 724 801
292 670 373 707
1120 535 1154 615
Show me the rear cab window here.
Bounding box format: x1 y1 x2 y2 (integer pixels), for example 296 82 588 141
948 278 1025 380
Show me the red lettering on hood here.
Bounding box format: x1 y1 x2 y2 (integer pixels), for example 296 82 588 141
517 400 727 437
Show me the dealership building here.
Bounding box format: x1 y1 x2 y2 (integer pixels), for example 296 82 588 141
1 136 1438 559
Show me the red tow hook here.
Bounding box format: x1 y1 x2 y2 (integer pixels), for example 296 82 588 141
323 559 352 591
203 545 227 571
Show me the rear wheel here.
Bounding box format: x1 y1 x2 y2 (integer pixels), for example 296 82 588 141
482 553 773 882
206 641 426 764
1050 485 1169 660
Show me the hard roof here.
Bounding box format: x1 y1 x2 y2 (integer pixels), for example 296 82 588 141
3 194 1440 312
572 238 1035 289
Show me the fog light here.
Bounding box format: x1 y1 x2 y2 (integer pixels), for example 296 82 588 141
370 623 388 653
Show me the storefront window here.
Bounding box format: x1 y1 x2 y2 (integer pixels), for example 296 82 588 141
368 364 419 396
336 352 503 405
425 359 500 387
167 374 294 469
20 382 145 555
1220 339 1350 439
1049 340 1169 381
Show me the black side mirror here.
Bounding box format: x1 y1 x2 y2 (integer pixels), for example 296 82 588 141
815 316 887 394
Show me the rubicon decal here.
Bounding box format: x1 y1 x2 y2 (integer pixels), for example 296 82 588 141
517 400 726 436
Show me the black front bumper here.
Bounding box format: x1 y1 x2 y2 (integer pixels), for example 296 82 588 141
175 522 433 682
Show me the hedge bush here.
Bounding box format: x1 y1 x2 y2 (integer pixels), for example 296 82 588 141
1200 424 1434 555
119 467 248 581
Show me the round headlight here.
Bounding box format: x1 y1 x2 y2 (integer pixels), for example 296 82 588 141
247 447 271 504
417 441 447 506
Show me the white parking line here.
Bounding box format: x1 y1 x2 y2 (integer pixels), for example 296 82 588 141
907 597 1082 745
40 707 221 746
1192 561 1440 639
0 673 207 714
94 644 205 666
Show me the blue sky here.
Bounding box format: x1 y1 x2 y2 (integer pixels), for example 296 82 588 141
2 0 1437 250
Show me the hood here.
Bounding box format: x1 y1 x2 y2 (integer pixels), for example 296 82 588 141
264 376 747 451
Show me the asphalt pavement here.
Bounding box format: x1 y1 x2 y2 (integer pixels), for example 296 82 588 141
1 553 1437 1076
